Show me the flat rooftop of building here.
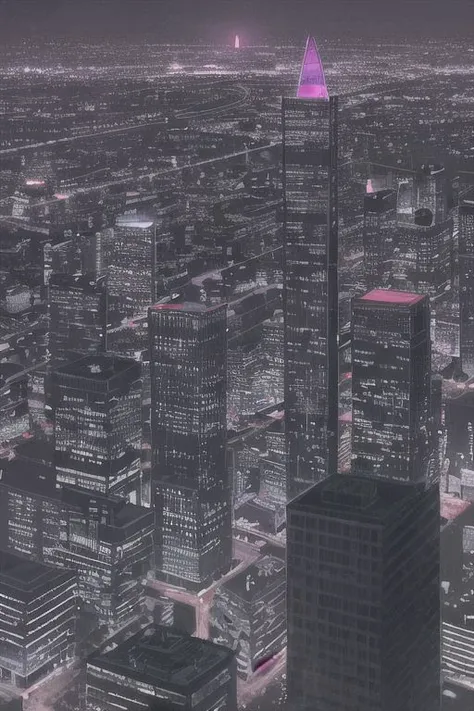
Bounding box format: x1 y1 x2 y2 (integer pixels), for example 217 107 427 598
359 289 425 306
0 550 74 601
224 555 285 601
88 625 234 695
149 301 224 315
289 473 431 523
55 354 138 380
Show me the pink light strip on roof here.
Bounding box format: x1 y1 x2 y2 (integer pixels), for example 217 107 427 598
361 289 424 306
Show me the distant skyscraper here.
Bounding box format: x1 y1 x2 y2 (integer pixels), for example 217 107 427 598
363 189 396 289
286 475 440 711
149 303 232 591
282 36 338 500
352 289 431 483
459 193 474 376
234 34 240 49
415 164 448 224
48 273 107 365
52 355 142 502
86 625 237 711
107 216 156 316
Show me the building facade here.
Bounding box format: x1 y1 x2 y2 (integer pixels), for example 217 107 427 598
0 552 77 688
286 475 440 711
52 355 143 502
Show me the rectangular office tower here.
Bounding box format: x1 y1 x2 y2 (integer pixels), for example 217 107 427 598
282 36 338 500
107 216 156 317
48 273 107 365
52 486 154 628
286 475 440 711
352 289 431 483
52 355 142 502
0 551 77 688
460 193 474 376
149 303 232 591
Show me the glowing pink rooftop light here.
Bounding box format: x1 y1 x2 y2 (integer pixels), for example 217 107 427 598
234 34 240 50
366 179 375 194
297 36 329 100
361 289 424 306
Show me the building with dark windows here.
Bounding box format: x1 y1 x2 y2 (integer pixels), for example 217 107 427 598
210 555 286 680
0 551 77 688
459 193 474 376
282 36 338 500
50 486 153 629
286 474 440 711
352 289 431 483
107 216 156 317
52 355 142 502
363 188 396 290
149 302 232 591
48 273 107 365
86 625 237 711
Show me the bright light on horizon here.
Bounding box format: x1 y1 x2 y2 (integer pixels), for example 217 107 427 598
234 34 240 50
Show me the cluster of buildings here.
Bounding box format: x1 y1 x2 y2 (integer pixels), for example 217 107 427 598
0 30 474 711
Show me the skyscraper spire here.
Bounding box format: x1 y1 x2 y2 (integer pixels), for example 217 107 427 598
297 36 329 100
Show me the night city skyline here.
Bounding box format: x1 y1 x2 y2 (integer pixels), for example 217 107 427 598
0 2 474 711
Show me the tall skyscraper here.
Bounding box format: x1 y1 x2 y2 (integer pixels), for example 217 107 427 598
286 475 440 711
363 189 396 289
149 303 232 591
106 216 156 317
52 354 142 502
48 273 107 365
459 193 474 376
352 289 431 483
282 36 338 500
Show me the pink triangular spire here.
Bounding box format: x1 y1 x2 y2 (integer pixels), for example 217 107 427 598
297 36 329 100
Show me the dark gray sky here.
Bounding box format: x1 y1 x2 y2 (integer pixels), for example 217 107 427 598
0 0 473 43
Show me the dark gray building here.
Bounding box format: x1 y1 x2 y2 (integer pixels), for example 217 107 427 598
86 625 237 711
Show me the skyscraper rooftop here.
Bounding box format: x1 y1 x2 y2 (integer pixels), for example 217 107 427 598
296 36 329 100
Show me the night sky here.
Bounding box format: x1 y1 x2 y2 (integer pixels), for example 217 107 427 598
0 0 473 43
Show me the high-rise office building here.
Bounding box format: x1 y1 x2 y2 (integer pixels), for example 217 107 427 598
445 391 474 498
149 303 232 591
286 475 440 711
0 551 77 688
51 486 153 628
0 363 29 447
282 36 338 500
363 189 396 290
52 355 142 502
352 289 431 483
107 216 156 316
86 625 237 711
48 273 107 365
459 193 474 376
